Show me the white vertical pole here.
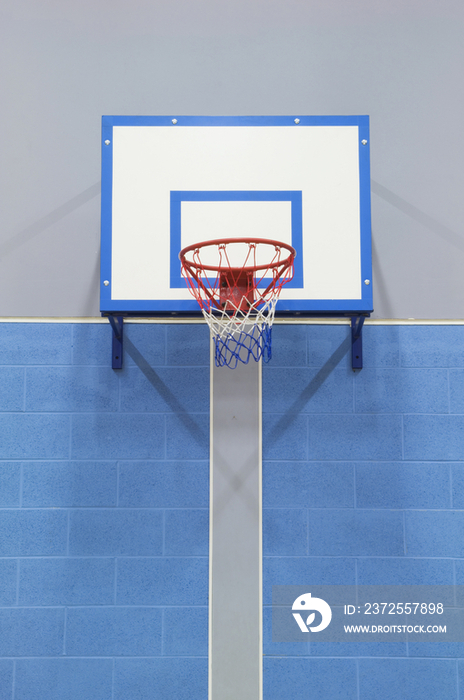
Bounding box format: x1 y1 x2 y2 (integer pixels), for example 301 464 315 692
209 348 262 700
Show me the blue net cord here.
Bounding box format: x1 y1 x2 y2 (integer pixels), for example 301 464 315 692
214 324 272 368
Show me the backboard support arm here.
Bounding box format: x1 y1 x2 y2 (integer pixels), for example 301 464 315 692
351 315 365 370
108 315 123 369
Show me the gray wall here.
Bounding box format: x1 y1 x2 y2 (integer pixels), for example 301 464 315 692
1 0 463 318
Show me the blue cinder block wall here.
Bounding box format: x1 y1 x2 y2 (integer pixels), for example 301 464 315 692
1 320 464 699
262 324 464 700
0 322 210 700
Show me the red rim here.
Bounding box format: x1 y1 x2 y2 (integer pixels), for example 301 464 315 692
179 237 296 274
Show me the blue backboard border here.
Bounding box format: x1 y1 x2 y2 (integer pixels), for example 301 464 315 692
100 115 373 317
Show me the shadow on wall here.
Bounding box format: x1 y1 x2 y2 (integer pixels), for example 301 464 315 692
268 335 351 447
124 336 209 450
0 183 101 257
370 180 464 253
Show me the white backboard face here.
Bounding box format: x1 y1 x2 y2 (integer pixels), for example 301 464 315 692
100 116 372 316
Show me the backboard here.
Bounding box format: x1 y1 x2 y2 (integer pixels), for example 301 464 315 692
100 115 372 317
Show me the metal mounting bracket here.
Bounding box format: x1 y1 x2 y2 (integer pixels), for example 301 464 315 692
105 313 367 370
108 315 124 369
351 316 365 370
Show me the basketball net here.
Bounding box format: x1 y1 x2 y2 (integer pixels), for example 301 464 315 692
179 238 295 368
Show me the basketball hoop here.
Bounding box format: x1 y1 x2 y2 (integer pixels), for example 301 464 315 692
179 238 296 368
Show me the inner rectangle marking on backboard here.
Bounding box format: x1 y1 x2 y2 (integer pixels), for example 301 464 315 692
170 191 303 288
